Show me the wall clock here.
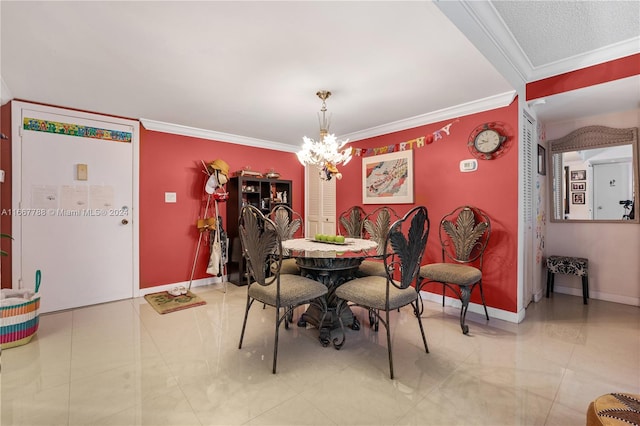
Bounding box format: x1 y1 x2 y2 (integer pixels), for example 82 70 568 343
468 122 509 160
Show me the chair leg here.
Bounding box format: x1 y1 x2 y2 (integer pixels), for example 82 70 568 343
413 301 429 353
477 280 490 321
238 297 253 349
442 283 446 307
273 307 281 374
385 309 394 380
459 285 471 335
582 276 589 305
546 271 554 297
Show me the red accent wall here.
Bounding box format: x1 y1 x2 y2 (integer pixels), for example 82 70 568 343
526 53 640 101
336 100 520 313
1 102 12 287
139 127 304 288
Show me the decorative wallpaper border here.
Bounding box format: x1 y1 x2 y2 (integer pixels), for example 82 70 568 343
23 118 132 143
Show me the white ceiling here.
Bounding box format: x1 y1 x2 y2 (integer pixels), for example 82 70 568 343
1 1 639 152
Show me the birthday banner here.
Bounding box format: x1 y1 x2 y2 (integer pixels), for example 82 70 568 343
23 118 132 143
350 120 456 157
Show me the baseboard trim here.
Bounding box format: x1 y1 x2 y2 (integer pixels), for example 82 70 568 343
420 291 520 324
550 285 640 307
138 276 226 297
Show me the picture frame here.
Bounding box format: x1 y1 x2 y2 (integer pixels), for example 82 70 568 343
362 150 414 204
571 182 586 191
572 192 585 205
570 169 586 181
537 144 546 175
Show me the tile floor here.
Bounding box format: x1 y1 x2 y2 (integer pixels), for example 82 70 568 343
2 284 639 426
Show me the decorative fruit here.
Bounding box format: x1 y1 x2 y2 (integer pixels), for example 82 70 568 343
335 235 345 243
326 235 336 242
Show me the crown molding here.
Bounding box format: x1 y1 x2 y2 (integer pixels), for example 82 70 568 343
139 118 299 153
435 1 528 90
529 37 640 81
340 90 516 142
142 90 516 149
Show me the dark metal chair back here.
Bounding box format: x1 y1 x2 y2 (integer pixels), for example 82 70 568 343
269 205 303 257
338 206 367 238
363 206 401 256
239 205 282 286
439 205 491 267
269 205 304 240
385 206 430 290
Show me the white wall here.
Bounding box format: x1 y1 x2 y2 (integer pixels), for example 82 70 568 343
545 109 640 306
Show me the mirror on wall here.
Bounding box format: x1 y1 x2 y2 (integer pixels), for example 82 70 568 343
548 125 639 223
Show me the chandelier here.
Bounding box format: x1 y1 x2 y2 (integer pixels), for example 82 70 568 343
297 90 352 181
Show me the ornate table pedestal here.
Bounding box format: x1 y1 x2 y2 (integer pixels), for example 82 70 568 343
295 256 364 331
281 238 379 340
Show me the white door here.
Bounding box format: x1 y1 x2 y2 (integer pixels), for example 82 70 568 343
13 103 138 313
521 113 535 308
305 165 336 236
593 162 631 220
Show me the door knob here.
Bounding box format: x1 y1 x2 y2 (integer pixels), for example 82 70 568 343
121 219 129 225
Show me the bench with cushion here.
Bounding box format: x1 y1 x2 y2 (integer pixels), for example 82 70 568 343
545 255 589 304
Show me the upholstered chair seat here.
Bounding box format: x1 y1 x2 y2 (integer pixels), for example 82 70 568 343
419 263 482 286
355 261 387 278
336 276 418 311
248 274 326 307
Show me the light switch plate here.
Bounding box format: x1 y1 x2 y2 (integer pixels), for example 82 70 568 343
77 164 88 180
459 159 478 172
165 192 177 203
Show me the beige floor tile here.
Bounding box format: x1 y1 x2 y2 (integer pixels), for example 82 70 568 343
1 285 638 426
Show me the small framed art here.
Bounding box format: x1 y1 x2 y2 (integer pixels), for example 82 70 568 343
571 182 586 191
570 169 586 181
537 144 546 175
572 192 585 204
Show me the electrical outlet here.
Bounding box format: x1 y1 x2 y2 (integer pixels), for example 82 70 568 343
165 192 177 203
77 164 88 180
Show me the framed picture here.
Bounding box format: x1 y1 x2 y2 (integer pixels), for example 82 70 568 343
571 182 586 191
362 150 414 204
572 192 585 205
537 144 546 175
570 169 586 181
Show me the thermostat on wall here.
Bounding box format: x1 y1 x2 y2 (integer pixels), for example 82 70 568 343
459 159 478 172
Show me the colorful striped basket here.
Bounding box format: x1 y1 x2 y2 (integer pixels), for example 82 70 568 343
1 270 41 349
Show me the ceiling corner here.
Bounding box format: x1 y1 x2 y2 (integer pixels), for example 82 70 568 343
434 0 531 88
1 76 13 105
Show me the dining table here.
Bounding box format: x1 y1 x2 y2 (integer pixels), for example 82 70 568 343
281 237 379 339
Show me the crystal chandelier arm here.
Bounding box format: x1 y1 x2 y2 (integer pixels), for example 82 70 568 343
297 90 351 181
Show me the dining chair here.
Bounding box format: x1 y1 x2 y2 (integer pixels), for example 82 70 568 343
333 205 430 379
269 205 303 275
238 205 329 374
338 205 367 238
417 205 491 335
